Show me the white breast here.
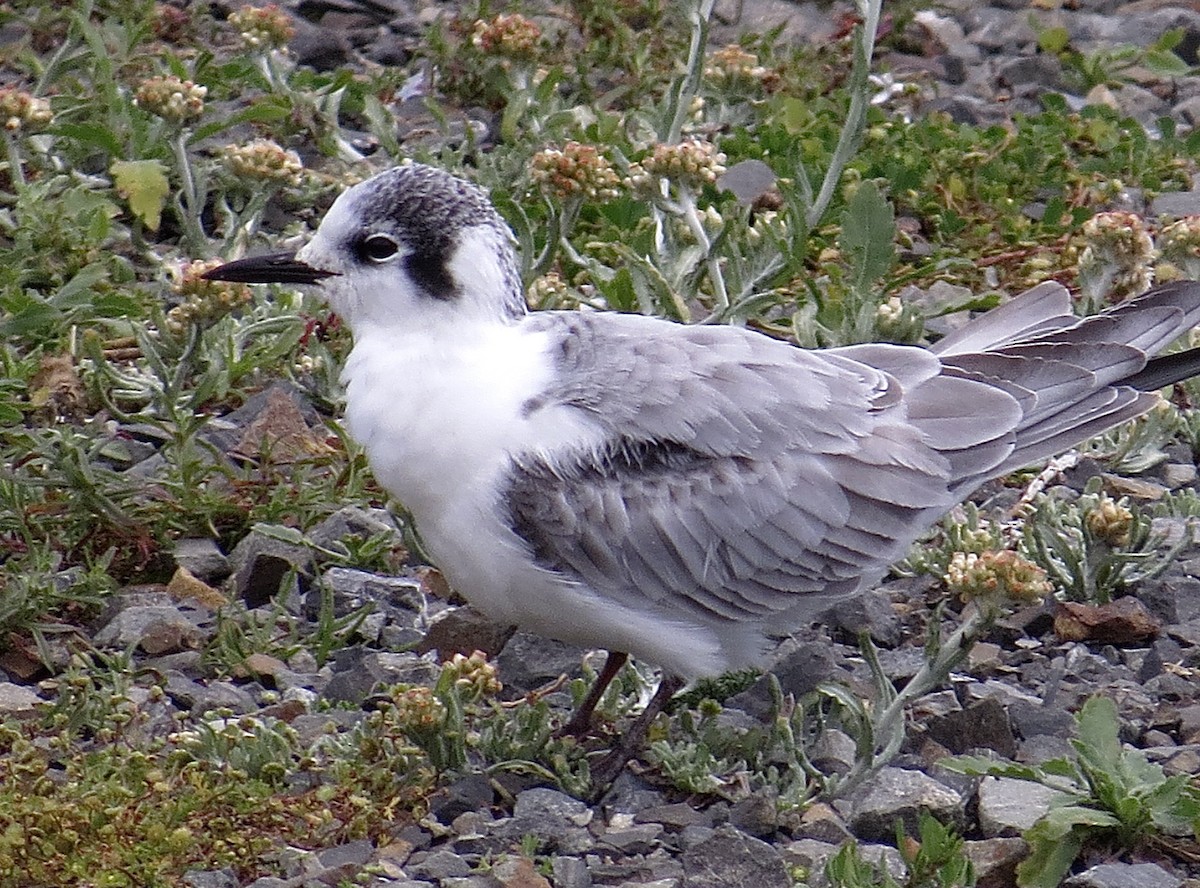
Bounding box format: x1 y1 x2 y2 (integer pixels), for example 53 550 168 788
339 317 752 678
340 320 596 613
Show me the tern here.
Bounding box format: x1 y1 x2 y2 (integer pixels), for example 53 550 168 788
205 162 1200 782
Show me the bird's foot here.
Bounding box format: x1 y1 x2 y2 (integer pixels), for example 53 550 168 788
586 673 685 792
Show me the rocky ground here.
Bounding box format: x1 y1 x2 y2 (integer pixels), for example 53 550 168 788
9 1 1200 886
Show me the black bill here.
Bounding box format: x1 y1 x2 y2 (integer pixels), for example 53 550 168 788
201 251 338 285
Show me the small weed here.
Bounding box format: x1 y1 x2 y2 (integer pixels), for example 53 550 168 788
1021 476 1189 603
944 695 1200 888
824 811 975 888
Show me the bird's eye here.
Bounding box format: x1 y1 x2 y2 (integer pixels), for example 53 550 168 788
360 234 399 263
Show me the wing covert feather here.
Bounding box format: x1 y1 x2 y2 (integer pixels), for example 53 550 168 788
507 313 971 626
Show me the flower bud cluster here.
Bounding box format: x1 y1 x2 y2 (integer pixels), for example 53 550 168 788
165 259 252 335
704 45 779 90
443 650 503 698
229 3 295 50
0 87 52 132
531 142 621 202
944 549 1052 606
471 13 541 60
1077 211 1154 299
135 75 206 123
627 139 727 193
1085 495 1134 548
224 139 303 185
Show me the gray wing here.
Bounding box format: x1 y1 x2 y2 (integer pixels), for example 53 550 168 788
505 312 1021 630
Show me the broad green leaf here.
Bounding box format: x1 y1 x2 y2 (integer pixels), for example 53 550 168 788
1143 48 1191 77
1017 822 1084 888
1037 26 1071 55
1074 696 1122 770
52 263 109 308
53 122 123 157
111 159 170 231
838 180 895 293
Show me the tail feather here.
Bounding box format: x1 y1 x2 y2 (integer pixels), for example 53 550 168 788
931 281 1075 357
1122 345 1200 391
931 279 1200 485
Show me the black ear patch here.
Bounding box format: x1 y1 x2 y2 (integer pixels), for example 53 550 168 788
405 250 458 300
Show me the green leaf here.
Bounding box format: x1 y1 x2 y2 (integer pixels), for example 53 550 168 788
110 159 170 231
1143 48 1191 77
1074 696 1122 772
838 180 895 293
1037 25 1071 55
53 122 123 157
52 263 110 308
1017 821 1084 888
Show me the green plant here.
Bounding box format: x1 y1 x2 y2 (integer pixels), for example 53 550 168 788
1020 476 1190 602
823 811 975 888
1033 22 1192 92
944 695 1200 888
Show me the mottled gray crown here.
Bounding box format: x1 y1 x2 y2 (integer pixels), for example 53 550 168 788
354 164 503 249
344 163 521 309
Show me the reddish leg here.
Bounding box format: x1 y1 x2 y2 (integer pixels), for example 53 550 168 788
558 650 628 737
589 673 685 789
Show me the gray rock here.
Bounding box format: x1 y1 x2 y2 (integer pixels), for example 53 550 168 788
1161 463 1197 489
793 802 853 844
182 870 238 888
848 768 965 841
495 632 588 693
513 787 593 828
1063 862 1183 888
728 639 844 720
717 159 777 207
420 605 515 661
93 604 202 655
1151 190 1200 217
925 696 1017 757
976 776 1059 837
317 839 374 869
779 837 839 877
678 824 716 850
227 527 312 609
1139 574 1200 625
995 54 1067 91
0 682 42 717
406 849 472 880
635 804 713 831
728 790 778 838
173 538 230 583
599 823 664 854
1176 703 1200 743
1144 744 1200 776
1017 733 1076 766
321 650 439 704
964 838 1027 888
820 589 902 648
551 857 591 888
163 673 255 714
307 505 401 553
1008 698 1075 739
429 773 495 824
680 824 791 888
312 566 426 620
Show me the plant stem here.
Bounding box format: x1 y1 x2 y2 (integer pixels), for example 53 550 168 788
666 0 716 143
805 0 884 229
172 131 208 255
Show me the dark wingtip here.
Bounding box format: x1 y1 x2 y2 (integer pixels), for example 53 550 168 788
202 251 339 285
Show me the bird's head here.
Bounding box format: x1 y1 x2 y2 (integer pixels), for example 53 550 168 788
203 163 527 331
